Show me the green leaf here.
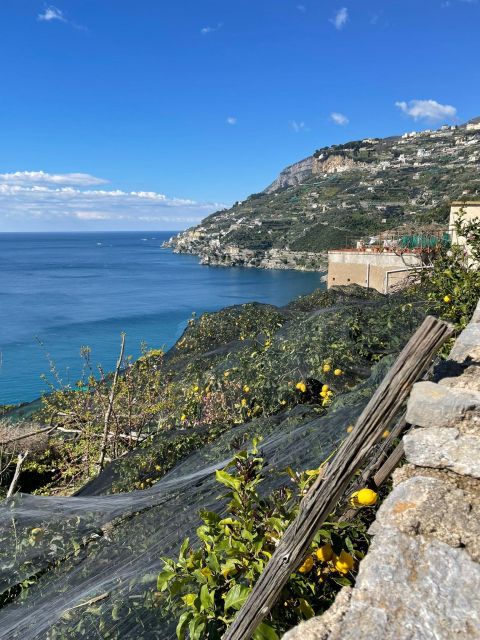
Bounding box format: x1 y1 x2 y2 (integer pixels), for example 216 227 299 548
157 569 175 592
298 598 315 619
207 552 220 573
215 469 241 491
200 584 214 611
224 583 251 612
179 537 190 561
177 611 193 640
252 622 280 640
189 616 206 640
220 559 238 578
241 528 254 541
200 510 221 526
197 525 213 543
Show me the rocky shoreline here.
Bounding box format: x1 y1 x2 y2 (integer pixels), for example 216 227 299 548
163 232 327 272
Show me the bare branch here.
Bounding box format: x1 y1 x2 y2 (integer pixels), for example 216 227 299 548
6 451 29 499
97 333 126 472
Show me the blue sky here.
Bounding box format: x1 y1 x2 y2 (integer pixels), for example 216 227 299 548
0 0 479 231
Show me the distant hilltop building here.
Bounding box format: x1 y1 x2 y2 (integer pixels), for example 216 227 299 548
327 202 479 293
466 122 480 131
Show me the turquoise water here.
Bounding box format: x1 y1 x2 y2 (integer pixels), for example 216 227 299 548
0 232 323 404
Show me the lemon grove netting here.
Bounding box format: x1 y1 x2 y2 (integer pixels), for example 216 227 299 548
0 289 424 639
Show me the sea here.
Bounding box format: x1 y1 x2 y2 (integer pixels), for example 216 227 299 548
0 232 323 404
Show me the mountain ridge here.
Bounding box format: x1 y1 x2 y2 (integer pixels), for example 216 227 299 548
166 119 480 271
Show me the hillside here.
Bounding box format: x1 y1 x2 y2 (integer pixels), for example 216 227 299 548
166 120 480 270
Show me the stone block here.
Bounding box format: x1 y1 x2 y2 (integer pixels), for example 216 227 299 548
369 475 480 560
406 381 480 428
404 427 480 478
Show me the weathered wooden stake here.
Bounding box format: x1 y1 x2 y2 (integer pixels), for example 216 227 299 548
223 315 453 640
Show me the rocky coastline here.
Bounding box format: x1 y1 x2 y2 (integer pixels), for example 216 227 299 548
163 232 327 272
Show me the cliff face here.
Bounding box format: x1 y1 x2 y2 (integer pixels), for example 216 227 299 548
312 154 367 175
265 156 313 193
166 120 480 271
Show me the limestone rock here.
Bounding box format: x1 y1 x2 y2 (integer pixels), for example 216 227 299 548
404 426 480 478
282 588 352 640
406 381 480 428
449 300 480 363
265 156 313 193
369 475 480 560
345 529 477 640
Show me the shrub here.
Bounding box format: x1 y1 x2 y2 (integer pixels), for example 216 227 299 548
418 211 480 331
157 441 375 639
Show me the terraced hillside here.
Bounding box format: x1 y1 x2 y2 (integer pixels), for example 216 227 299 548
166 119 480 270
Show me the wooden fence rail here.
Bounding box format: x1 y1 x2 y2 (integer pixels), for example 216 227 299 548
223 315 453 640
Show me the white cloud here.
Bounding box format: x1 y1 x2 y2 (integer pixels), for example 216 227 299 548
0 171 225 230
38 5 66 22
290 120 309 133
37 5 86 31
395 99 457 122
201 23 223 35
0 171 107 187
331 7 348 30
226 117 237 125
74 211 111 220
297 4 306 12
330 112 349 126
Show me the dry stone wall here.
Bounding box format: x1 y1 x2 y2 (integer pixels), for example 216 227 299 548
283 301 480 640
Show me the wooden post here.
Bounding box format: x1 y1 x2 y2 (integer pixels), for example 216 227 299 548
223 316 453 640
374 442 405 487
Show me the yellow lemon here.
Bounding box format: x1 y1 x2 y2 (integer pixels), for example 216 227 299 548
351 488 378 507
323 364 331 373
334 550 354 574
346 425 354 433
357 488 378 505
334 369 343 376
243 385 250 393
296 382 307 393
30 528 44 543
298 555 314 574
241 398 247 407
315 543 333 562
322 384 329 392
443 295 452 303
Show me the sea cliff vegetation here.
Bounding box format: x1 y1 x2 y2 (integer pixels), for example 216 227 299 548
0 217 478 639
2 286 421 496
